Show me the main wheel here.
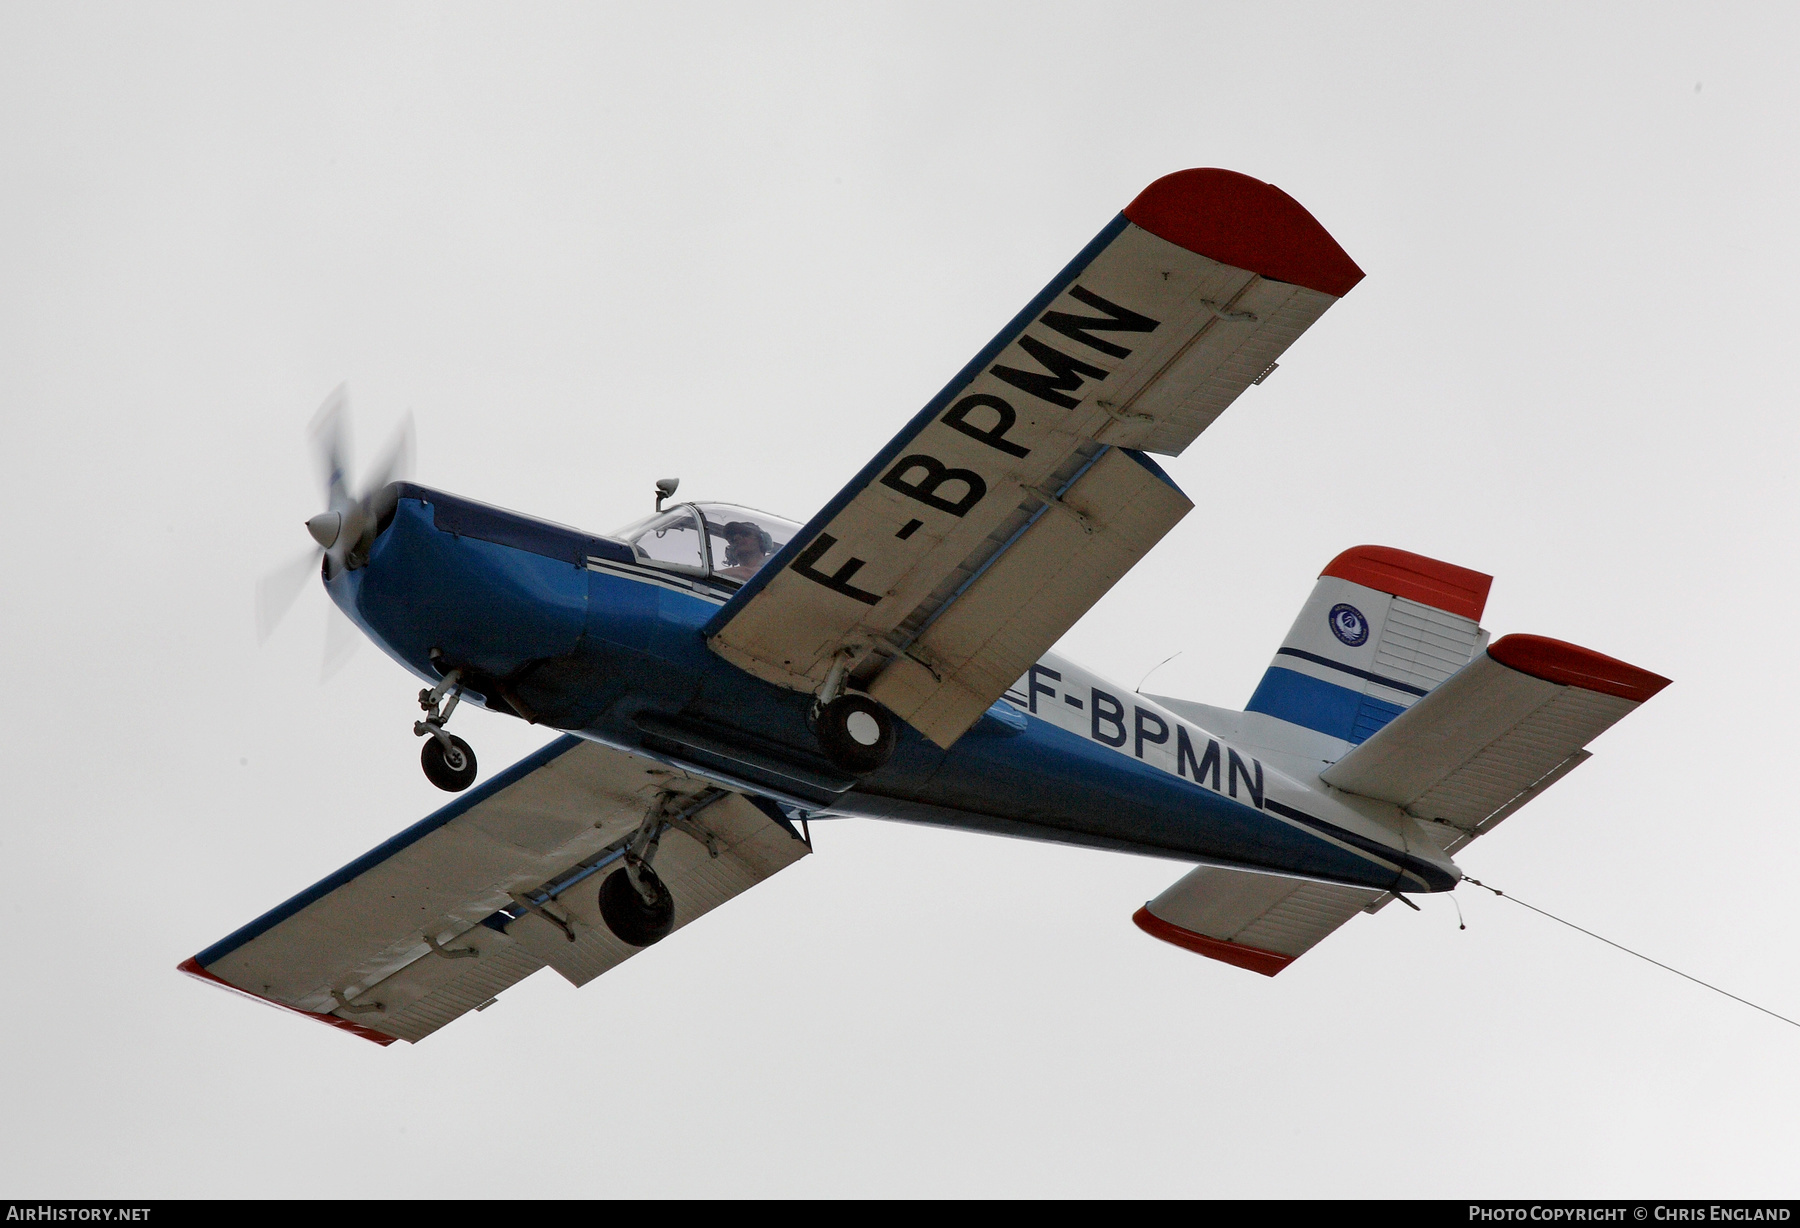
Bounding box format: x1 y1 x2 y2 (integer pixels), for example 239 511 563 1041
599 865 676 947
421 734 478 792
815 693 896 774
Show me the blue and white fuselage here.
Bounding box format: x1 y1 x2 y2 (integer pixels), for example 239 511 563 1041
332 484 1459 897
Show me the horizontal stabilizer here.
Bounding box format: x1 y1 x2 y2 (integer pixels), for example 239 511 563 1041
1320 635 1670 852
1135 865 1383 975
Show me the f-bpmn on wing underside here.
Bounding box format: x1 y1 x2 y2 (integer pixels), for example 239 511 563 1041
704 168 1367 764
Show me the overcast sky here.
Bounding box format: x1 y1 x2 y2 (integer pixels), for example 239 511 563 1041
4 1 1797 1198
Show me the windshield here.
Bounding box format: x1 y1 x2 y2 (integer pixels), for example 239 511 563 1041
615 507 706 572
697 504 799 583
612 502 800 583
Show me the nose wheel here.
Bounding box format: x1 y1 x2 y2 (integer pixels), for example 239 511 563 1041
415 668 478 792
421 733 478 792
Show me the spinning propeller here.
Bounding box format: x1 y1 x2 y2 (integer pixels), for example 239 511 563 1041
255 384 414 675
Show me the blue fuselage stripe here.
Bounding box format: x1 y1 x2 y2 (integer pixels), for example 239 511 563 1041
1275 647 1428 697
1262 798 1455 892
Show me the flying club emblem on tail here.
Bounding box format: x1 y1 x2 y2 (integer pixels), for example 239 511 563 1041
1328 602 1369 647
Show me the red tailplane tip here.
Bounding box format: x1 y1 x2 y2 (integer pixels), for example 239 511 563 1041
1488 634 1671 703
1132 906 1293 977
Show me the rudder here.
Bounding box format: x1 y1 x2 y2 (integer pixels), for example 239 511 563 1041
1244 546 1493 746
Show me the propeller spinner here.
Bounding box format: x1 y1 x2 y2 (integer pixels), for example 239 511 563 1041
254 384 414 668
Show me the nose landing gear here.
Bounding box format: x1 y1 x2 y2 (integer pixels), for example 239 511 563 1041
415 669 478 792
422 734 477 792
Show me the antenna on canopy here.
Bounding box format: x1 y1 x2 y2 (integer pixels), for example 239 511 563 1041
654 478 680 512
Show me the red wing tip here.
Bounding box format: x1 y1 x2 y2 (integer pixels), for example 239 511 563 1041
1132 906 1293 977
1321 545 1494 622
1123 168 1365 298
177 955 397 1046
1487 634 1671 703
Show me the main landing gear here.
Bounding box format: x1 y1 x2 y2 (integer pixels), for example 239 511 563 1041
810 654 897 775
598 811 676 947
815 693 896 774
597 790 730 948
416 668 478 792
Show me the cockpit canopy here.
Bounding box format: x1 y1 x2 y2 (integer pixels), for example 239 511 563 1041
612 502 800 586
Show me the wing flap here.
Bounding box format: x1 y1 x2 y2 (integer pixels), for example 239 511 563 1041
868 446 1193 746
1134 865 1383 976
1319 635 1669 852
503 793 805 990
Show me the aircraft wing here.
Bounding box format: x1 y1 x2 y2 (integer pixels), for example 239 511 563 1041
179 736 809 1045
705 169 1363 748
1319 635 1672 853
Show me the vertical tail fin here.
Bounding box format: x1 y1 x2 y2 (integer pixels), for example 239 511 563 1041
1244 546 1493 746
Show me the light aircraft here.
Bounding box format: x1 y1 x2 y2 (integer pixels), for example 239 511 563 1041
182 169 1669 1045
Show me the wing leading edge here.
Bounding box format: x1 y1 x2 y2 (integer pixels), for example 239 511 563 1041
706 169 1364 748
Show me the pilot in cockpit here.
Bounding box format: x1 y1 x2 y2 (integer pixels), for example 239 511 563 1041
718 520 774 581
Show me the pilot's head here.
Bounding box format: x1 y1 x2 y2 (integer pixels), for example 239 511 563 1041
723 521 771 565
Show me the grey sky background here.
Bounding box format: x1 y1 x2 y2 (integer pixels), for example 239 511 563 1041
3 1 1797 1198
